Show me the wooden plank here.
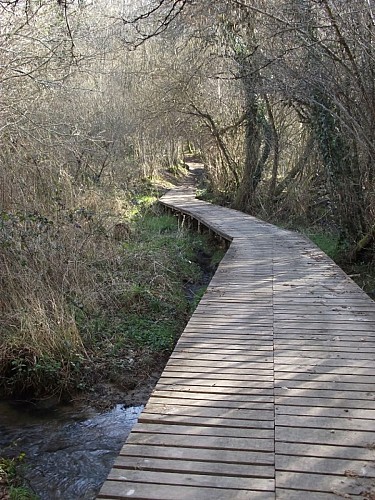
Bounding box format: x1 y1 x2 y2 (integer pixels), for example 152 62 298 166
275 372 375 384
200 298 272 305
98 481 274 499
182 330 273 338
132 422 273 438
275 442 375 461
275 314 375 322
170 353 273 362
274 297 374 305
152 389 274 403
167 362 274 372
275 347 375 356
174 341 274 349
139 413 274 429
147 396 274 410
276 455 375 477
274 339 375 347
127 432 274 452
157 378 273 388
119 443 275 466
153 384 274 396
181 333 273 340
176 341 274 350
275 405 375 419
184 325 273 332
275 350 374 360
164 367 273 376
276 471 372 496
186 321 273 328
275 322 375 331
274 294 370 301
275 396 375 409
275 304 375 312
274 380 375 391
276 489 361 499
275 387 375 400
161 371 274 381
275 365 375 375
276 414 375 431
143 404 274 421
113 455 274 478
276 426 375 447
106 470 275 491
275 334 375 341
274 357 374 368
174 345 274 353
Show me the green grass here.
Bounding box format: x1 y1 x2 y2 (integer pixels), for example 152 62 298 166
109 210 216 350
9 486 38 500
73 203 224 392
305 231 341 260
121 316 176 351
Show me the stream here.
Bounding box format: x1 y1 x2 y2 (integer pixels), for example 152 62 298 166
0 400 142 499
0 200 219 500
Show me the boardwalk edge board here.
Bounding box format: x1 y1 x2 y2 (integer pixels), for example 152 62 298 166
97 181 375 500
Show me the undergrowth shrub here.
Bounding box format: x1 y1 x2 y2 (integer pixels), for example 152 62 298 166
0 176 135 396
0 175 219 398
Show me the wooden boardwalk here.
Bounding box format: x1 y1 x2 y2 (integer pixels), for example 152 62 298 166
98 183 375 500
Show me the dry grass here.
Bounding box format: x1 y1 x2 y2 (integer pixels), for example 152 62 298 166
0 143 149 397
0 143 216 399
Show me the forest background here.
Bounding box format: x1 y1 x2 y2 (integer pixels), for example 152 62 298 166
0 0 374 400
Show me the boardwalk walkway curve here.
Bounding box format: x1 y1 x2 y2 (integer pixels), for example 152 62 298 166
98 176 375 500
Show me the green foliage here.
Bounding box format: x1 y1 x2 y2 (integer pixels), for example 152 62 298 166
9 486 39 500
138 214 178 234
123 316 176 351
210 247 226 267
2 352 86 398
73 207 222 391
1 456 18 482
99 211 215 350
306 231 340 261
196 187 233 207
0 454 38 500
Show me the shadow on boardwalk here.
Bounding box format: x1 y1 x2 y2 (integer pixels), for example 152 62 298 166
97 179 375 500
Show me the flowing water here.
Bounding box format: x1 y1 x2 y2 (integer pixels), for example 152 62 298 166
0 195 219 500
0 401 142 499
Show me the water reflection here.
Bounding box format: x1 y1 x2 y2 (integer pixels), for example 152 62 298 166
0 401 142 499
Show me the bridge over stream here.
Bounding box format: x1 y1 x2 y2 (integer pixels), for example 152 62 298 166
98 177 375 500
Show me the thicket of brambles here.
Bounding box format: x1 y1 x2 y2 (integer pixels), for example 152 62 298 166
0 0 374 396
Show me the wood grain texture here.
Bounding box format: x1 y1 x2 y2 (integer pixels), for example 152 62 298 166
97 181 375 500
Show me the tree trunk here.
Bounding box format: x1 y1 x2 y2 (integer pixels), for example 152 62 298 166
233 78 262 212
